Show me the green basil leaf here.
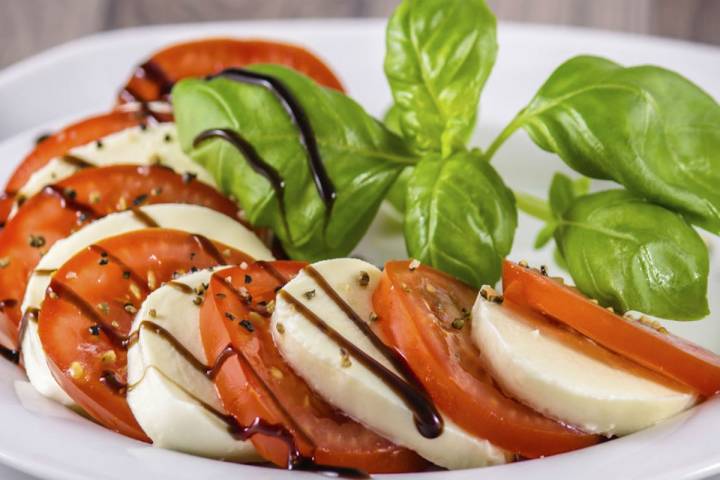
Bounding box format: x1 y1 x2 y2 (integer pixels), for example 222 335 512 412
173 64 417 261
382 105 412 213
534 222 557 249
556 189 709 320
385 166 413 213
548 172 576 218
384 0 497 154
405 150 517 287
383 104 402 136
518 55 720 233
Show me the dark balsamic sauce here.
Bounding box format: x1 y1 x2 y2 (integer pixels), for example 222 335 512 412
165 281 194 295
43 185 96 222
207 69 336 212
46 247 366 477
48 280 128 349
6 307 41 364
130 207 160 228
59 154 95 169
280 278 442 439
191 234 228 266
256 260 288 284
100 370 128 395
192 128 291 238
0 303 31 364
0 344 20 364
0 298 17 312
35 132 52 145
88 245 149 291
121 61 175 104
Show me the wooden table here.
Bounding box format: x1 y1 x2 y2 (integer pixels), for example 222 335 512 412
2 0 719 69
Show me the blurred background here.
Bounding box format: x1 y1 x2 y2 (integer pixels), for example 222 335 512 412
2 0 719 69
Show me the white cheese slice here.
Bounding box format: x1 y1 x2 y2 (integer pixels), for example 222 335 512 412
14 123 214 217
271 258 507 470
471 295 697 436
127 268 264 460
21 203 271 408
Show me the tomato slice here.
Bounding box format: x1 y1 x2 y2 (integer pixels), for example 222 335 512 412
200 262 427 473
118 38 345 104
503 260 720 396
372 260 599 458
38 229 254 441
5 108 169 199
0 165 239 350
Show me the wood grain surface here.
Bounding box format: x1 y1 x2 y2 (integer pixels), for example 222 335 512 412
1 0 718 69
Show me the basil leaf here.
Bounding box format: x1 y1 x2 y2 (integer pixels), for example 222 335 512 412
383 104 402 136
534 222 556 249
405 150 517 287
517 55 720 234
556 189 709 320
533 172 591 248
385 166 413 213
382 105 413 213
173 65 417 261
384 0 497 154
548 172 576 218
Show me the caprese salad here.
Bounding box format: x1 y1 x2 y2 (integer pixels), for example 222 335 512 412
1 0 719 476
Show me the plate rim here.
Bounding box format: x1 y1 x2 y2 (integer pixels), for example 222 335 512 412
0 17 719 480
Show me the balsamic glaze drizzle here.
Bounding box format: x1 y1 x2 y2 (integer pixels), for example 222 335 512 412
281 276 443 439
190 234 227 266
130 207 160 228
208 68 336 212
59 155 96 169
0 307 38 364
165 281 194 295
43 244 368 477
120 61 175 104
256 260 288 284
88 245 149 292
43 185 96 221
192 128 290 238
0 298 17 312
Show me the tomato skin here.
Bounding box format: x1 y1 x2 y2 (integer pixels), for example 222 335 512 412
6 109 155 197
200 262 428 473
0 165 238 349
503 260 720 396
118 38 345 104
373 260 599 458
38 229 254 441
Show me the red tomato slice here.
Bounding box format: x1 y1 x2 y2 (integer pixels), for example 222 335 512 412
372 260 599 458
38 229 254 441
5 108 168 198
0 165 239 350
503 260 720 396
200 262 428 473
118 38 345 104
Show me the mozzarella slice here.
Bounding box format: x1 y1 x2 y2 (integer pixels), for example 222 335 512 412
21 203 272 407
471 295 697 436
127 268 262 460
14 123 214 216
271 258 507 469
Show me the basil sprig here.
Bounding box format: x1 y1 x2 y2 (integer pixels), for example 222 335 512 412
174 64 417 261
174 0 718 318
405 150 516 287
556 189 709 320
385 0 497 155
504 56 720 235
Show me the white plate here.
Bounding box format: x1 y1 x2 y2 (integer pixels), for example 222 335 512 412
1 18 719 480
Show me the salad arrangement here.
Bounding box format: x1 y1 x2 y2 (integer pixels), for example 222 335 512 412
0 0 718 476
